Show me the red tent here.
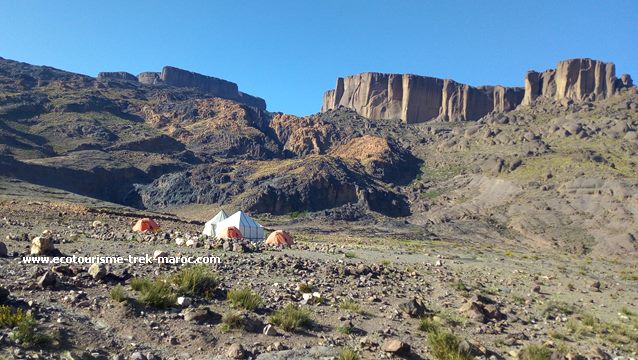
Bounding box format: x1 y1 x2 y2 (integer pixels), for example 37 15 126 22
132 218 160 232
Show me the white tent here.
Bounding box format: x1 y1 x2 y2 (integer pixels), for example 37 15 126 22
202 210 229 236
215 211 264 242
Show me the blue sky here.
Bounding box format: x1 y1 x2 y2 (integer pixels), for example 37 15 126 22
0 0 636 115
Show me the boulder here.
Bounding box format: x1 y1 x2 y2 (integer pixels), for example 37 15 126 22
0 286 9 303
88 263 107 280
381 339 410 355
399 298 429 318
619 73 633 88
38 271 57 288
226 343 245 359
30 236 55 255
183 307 220 324
153 250 168 260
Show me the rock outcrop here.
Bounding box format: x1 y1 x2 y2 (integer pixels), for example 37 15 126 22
323 58 633 122
136 67 266 110
522 59 632 105
138 72 161 85
96 72 138 82
322 73 523 123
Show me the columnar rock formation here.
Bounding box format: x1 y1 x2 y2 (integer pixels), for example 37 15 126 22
322 58 633 123
322 73 523 123
522 59 625 105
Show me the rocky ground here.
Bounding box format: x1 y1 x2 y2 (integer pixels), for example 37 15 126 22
0 198 637 360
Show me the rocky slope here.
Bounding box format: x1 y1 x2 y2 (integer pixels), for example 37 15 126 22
1 56 637 256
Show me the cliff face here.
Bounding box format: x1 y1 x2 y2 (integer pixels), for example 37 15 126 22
522 59 625 105
322 73 523 123
322 58 632 123
97 67 267 110
96 72 138 82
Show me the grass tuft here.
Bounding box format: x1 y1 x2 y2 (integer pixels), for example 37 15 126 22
0 305 51 348
171 265 219 299
130 277 176 309
519 343 552 360
110 284 128 303
338 347 360 360
336 323 354 334
418 316 440 333
427 328 472 360
339 298 362 314
227 287 262 311
268 303 313 332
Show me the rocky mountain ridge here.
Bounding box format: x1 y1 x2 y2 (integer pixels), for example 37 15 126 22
98 65 266 109
1 55 637 256
322 58 633 123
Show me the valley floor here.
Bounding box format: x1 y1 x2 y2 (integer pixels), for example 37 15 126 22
0 196 637 360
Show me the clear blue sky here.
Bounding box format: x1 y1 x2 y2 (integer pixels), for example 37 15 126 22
0 0 636 115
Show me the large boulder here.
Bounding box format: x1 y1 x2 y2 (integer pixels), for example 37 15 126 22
30 236 55 255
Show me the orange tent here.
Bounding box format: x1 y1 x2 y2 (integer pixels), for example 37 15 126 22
216 226 243 240
132 218 160 232
265 230 294 246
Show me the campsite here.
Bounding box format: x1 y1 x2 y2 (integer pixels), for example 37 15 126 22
1 198 637 359
0 1 637 358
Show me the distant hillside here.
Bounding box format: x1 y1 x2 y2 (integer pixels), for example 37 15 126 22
0 56 637 255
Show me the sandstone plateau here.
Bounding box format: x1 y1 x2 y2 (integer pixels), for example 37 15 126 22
322 58 632 123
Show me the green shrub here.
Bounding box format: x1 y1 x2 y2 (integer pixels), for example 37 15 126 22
227 288 262 311
10 316 51 348
338 347 360 360
427 328 472 360
344 252 356 259
620 306 635 317
0 306 51 348
130 277 176 309
339 298 361 314
519 344 552 360
110 284 128 303
268 303 313 332
171 265 219 299
542 301 577 319
336 323 353 334
418 316 440 332
0 305 28 328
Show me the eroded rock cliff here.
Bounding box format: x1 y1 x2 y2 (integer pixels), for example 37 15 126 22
138 66 267 110
322 73 523 123
522 59 629 105
322 58 633 123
